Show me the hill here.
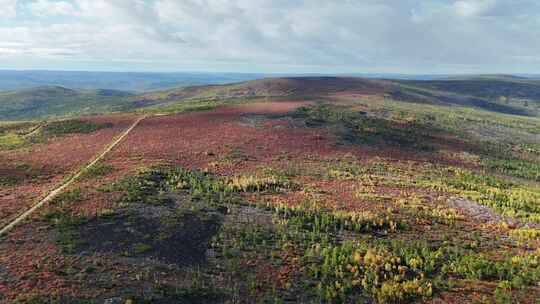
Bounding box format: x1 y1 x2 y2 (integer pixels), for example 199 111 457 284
0 75 539 120
1 85 539 302
1 75 540 303
134 77 391 105
396 78 540 101
135 76 539 116
0 86 134 120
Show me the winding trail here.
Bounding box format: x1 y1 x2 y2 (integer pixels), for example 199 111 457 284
0 115 146 236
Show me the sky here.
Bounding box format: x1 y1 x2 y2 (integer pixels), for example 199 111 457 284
0 0 539 74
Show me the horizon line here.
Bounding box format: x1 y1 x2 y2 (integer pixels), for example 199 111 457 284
1 69 538 77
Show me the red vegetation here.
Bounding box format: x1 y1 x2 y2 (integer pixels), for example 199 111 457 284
0 101 498 301
108 102 346 172
0 114 137 227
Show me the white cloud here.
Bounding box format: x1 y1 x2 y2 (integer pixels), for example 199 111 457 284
0 0 17 18
453 0 495 17
28 0 79 17
0 0 540 73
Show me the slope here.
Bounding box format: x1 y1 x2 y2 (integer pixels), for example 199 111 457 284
1 75 539 121
134 76 392 105
134 76 539 117
395 78 540 109
0 86 134 120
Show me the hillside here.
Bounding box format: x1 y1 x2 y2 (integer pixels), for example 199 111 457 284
134 77 391 105
1 74 540 303
0 75 539 120
0 86 134 120
1 86 539 302
135 76 539 116
397 78 540 103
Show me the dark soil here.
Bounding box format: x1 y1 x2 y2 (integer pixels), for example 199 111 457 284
76 194 225 267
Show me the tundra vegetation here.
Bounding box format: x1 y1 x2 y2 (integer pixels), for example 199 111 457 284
0 77 539 303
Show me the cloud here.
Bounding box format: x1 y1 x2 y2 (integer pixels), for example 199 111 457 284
453 0 495 17
0 0 540 73
28 0 79 17
0 0 17 18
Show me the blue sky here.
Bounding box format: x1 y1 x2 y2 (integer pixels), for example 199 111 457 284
1 0 540 74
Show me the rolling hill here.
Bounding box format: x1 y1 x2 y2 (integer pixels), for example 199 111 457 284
133 77 392 105
0 86 134 120
134 76 539 116
396 77 540 102
0 75 539 120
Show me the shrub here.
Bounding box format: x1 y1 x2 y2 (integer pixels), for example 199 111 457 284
303 241 453 303
272 202 402 235
43 119 111 136
83 163 114 178
226 175 297 193
449 250 540 289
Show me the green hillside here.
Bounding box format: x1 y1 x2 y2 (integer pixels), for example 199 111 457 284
0 86 134 120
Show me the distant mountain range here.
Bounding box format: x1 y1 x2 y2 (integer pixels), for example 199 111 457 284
2 70 539 93
0 70 268 92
